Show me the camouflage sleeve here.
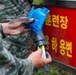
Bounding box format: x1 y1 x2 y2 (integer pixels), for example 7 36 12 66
0 23 34 75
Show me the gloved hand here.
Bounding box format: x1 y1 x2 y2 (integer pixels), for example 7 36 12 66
2 17 34 35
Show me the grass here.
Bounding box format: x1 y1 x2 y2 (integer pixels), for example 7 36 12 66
33 62 73 75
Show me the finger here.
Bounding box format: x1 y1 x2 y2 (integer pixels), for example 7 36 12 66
37 48 43 56
8 25 25 35
46 52 51 58
44 54 52 64
46 52 52 60
23 28 30 32
16 24 29 33
19 17 34 24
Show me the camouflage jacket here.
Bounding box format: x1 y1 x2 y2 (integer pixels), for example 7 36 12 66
0 0 34 75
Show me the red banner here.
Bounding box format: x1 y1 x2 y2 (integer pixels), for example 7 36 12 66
43 6 76 69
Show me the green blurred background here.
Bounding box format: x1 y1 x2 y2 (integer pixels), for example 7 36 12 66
33 0 44 5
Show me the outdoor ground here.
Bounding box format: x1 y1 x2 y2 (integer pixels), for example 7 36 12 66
33 61 74 75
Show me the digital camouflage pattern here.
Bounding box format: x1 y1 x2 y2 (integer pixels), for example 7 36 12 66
0 0 32 22
0 0 34 75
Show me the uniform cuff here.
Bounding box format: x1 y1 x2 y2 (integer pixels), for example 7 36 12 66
21 59 34 75
25 59 34 75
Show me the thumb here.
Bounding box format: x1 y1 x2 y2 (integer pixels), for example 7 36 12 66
19 17 34 23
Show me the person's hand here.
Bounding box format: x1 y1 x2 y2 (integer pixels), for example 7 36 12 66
2 17 34 35
27 48 52 69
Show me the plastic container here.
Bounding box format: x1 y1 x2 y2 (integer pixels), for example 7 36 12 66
25 6 50 33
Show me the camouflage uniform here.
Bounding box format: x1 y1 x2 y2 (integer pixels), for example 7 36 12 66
0 0 34 75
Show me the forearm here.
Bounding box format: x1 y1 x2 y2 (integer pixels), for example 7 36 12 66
18 59 34 75
0 23 34 75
